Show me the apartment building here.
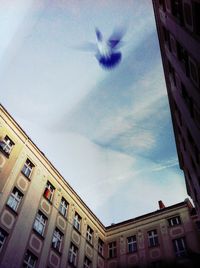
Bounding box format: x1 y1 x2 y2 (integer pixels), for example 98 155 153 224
0 104 200 268
152 0 200 219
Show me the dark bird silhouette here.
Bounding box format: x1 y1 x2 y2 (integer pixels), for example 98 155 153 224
94 27 125 69
78 26 126 70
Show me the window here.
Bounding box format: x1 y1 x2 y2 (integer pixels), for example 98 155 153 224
86 225 93 244
98 238 104 256
0 228 7 252
168 216 181 226
127 235 137 253
0 135 14 156
59 197 68 217
52 228 63 252
173 237 187 257
171 0 183 22
21 159 34 178
84 256 91 268
43 181 55 202
68 243 78 267
108 241 117 258
7 187 23 212
148 230 159 247
33 211 47 236
23 251 37 268
73 212 81 232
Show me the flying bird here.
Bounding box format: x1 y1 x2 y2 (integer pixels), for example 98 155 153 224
79 26 126 70
94 27 125 69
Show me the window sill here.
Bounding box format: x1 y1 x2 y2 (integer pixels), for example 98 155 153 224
21 171 31 181
58 210 67 219
43 195 53 205
51 245 62 256
168 224 181 228
73 226 81 235
0 148 10 158
148 244 159 248
127 250 137 254
98 252 105 259
6 204 18 216
68 260 77 268
32 228 45 240
86 240 94 248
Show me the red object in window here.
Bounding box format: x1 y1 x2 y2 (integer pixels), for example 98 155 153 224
44 188 51 199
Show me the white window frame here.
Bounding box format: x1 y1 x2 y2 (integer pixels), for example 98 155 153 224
59 197 68 217
73 212 81 231
52 228 63 252
7 188 23 212
127 235 137 253
23 251 37 268
68 243 78 266
0 228 7 252
168 216 181 226
44 181 55 202
173 237 187 257
86 226 93 244
108 241 117 258
0 135 14 155
98 238 104 256
22 159 34 178
84 256 91 268
33 211 46 236
148 230 159 247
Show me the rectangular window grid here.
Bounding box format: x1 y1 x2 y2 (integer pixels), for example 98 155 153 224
59 197 68 217
68 243 78 266
73 212 81 231
84 256 91 268
148 230 159 247
86 226 93 244
52 228 63 252
23 251 37 268
22 159 34 178
0 228 7 252
173 237 187 257
127 235 137 253
98 238 104 256
168 216 181 226
33 211 47 236
7 187 23 212
44 181 55 202
0 135 14 155
108 241 117 258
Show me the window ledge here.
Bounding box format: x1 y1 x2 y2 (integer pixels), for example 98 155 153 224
86 240 94 248
127 250 137 255
58 210 67 219
98 253 105 259
0 147 10 158
68 260 77 268
32 228 45 240
148 244 160 248
21 171 31 181
51 245 62 256
43 195 53 205
73 226 81 235
5 204 18 216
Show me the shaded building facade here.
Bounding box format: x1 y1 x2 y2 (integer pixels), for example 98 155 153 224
0 104 200 268
152 0 200 219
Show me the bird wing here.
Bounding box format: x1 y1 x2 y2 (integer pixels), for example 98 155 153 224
108 26 126 49
95 28 103 42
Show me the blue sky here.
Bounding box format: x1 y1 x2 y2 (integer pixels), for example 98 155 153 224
0 0 188 225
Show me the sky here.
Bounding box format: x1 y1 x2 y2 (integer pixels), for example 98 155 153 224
0 0 188 225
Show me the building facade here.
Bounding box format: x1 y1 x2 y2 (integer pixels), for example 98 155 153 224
0 104 200 268
152 0 200 219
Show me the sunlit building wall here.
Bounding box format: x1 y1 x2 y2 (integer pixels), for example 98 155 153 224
152 0 200 219
0 104 200 268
